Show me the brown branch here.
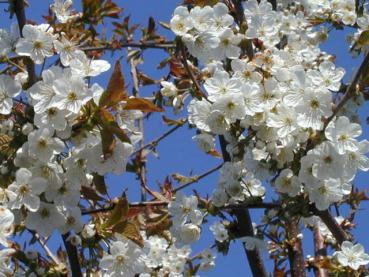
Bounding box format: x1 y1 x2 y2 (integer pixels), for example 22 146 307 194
231 0 254 59
219 135 268 277
62 233 82 277
314 208 350 244
225 202 280 210
173 163 224 192
129 49 147 201
81 42 174 52
13 0 37 86
179 40 209 100
81 200 277 215
324 52 369 129
286 217 306 277
313 224 328 277
131 119 187 156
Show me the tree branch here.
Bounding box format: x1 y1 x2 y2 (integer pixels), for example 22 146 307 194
13 0 37 86
286 217 306 277
82 200 277 215
129 49 147 201
62 233 82 277
131 119 187 156
314 209 350 244
219 135 268 277
81 41 174 52
324 52 369 129
313 224 328 277
173 163 223 192
179 40 209 100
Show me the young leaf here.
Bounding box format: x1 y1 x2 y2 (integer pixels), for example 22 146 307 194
100 126 116 159
124 98 164 112
103 197 129 228
99 60 127 108
113 220 143 247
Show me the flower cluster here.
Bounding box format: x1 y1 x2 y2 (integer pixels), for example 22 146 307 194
1 0 369 275
167 0 369 274
168 192 203 245
172 0 369 212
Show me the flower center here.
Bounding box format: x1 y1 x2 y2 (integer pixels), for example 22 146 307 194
19 185 30 195
66 216 76 225
310 99 320 109
47 108 57 117
33 41 44 49
67 91 78 101
115 255 125 264
323 156 332 164
38 138 48 148
40 208 50 218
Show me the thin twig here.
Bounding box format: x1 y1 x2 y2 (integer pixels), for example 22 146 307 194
179 40 208 100
173 163 224 192
131 119 187 156
6 58 26 72
81 199 277 215
34 233 62 266
129 49 147 201
324 52 369 129
81 42 174 52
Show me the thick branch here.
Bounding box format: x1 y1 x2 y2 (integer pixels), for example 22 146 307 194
62 233 82 277
313 224 328 277
219 135 268 277
314 209 349 244
13 0 37 86
286 217 306 277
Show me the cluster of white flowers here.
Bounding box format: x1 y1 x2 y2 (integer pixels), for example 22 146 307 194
212 161 265 207
170 3 241 62
278 0 357 26
168 192 203 245
210 221 229 242
1 0 369 275
170 0 369 212
99 234 204 277
167 0 369 274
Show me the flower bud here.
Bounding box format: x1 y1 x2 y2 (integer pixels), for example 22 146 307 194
179 223 201 244
22 123 34 135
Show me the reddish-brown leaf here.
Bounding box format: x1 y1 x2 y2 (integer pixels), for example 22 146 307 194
124 98 164 113
100 127 116 159
99 60 127 108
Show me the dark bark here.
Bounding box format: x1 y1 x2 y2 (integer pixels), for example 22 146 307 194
62 233 83 277
286 218 306 277
13 0 37 86
219 136 268 277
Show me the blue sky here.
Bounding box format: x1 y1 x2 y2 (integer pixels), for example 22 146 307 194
2 1 369 276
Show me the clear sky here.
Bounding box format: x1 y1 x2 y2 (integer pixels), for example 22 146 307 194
1 1 369 276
